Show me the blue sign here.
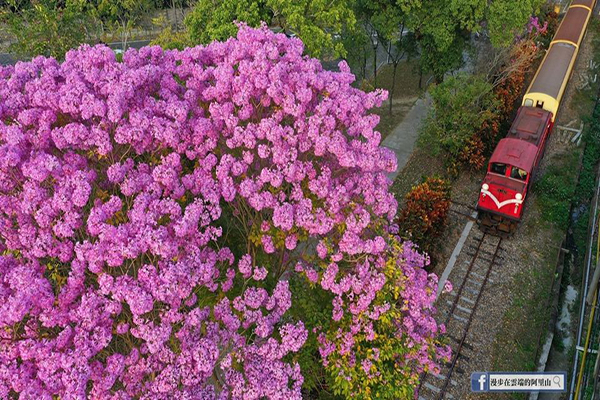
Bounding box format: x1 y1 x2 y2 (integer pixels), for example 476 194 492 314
471 372 489 392
470 372 567 392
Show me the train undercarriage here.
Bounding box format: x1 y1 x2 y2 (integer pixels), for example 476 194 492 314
477 210 519 238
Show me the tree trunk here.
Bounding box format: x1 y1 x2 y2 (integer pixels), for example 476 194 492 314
373 44 378 85
362 45 367 81
173 0 178 28
419 69 423 90
389 62 398 115
120 19 129 51
387 41 391 63
122 30 129 51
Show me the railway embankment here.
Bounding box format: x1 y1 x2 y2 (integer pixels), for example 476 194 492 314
481 16 600 400
539 99 600 399
409 9 600 400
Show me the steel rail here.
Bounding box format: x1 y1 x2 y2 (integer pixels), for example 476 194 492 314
435 237 503 400
415 233 487 397
448 208 478 222
442 234 487 327
450 200 479 213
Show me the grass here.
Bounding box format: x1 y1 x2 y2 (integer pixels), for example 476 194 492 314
371 58 430 100
361 59 432 140
390 147 448 205
533 151 581 230
574 208 591 269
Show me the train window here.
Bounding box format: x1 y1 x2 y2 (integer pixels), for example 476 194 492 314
490 163 507 175
510 167 528 181
524 99 534 107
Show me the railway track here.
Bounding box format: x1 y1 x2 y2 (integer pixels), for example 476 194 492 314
448 200 479 222
417 233 505 400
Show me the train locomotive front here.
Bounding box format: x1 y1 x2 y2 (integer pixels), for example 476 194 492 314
477 107 552 236
476 0 595 236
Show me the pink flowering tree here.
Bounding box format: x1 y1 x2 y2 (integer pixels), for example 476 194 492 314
0 24 448 399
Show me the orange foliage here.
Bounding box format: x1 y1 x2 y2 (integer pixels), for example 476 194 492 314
494 39 538 115
396 177 451 259
459 135 486 170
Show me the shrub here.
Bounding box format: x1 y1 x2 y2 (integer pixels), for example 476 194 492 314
418 74 498 173
493 39 539 117
572 103 600 262
150 15 192 50
0 25 448 399
396 177 451 259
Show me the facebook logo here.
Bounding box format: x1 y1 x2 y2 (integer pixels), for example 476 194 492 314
471 372 489 392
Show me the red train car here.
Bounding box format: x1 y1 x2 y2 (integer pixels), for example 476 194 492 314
477 0 595 236
478 107 552 235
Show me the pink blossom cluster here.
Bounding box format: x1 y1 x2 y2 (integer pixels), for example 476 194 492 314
394 242 450 371
527 16 548 36
0 24 445 398
315 241 451 396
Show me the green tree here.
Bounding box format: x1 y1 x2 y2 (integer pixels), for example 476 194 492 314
486 0 545 48
183 0 356 58
354 0 380 84
368 0 418 113
409 0 548 80
96 0 154 48
418 74 498 162
418 33 466 84
407 0 484 82
268 0 356 58
0 0 99 60
184 0 269 45
340 24 370 81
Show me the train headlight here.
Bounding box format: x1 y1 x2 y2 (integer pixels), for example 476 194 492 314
515 193 523 200
482 183 489 191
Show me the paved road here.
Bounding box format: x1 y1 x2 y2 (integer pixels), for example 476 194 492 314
0 53 14 65
0 39 152 65
381 93 432 180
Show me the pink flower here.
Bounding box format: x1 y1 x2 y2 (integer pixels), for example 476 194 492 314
260 221 270 232
252 267 268 281
316 241 328 259
238 254 253 278
285 234 298 250
261 235 276 254
116 323 129 334
442 280 453 294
